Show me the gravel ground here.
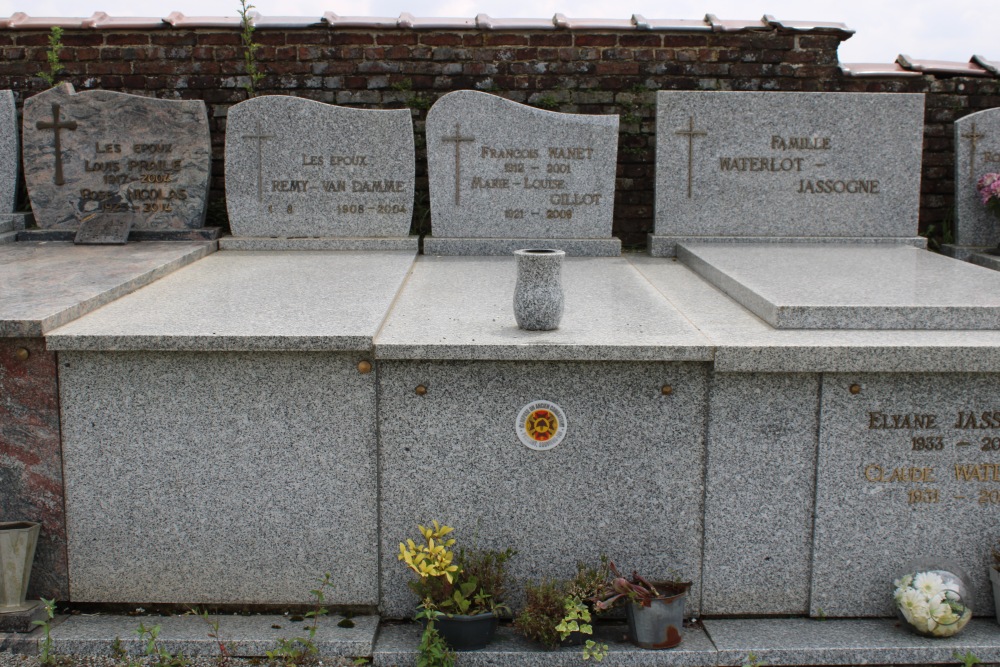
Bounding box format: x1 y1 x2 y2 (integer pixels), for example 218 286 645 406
0 657 356 667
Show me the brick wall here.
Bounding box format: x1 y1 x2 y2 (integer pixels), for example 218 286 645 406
1 25 998 246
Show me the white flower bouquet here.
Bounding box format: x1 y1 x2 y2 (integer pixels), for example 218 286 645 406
893 567 972 638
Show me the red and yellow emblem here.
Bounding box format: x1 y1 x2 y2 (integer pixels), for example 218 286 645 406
516 401 567 450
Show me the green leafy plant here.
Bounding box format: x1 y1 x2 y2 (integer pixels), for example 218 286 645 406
31 597 57 665
415 606 455 667
265 573 332 666
191 607 232 667
37 26 65 87
136 621 190 667
742 652 768 667
237 0 264 98
953 650 982 667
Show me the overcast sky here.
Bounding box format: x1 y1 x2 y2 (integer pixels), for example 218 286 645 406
0 0 995 66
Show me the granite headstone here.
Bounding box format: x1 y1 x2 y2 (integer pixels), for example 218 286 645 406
22 83 211 231
0 90 18 215
651 92 925 255
954 108 1000 247
424 90 620 255
225 96 414 239
811 373 1000 617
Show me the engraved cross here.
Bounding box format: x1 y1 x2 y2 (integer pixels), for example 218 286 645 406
442 122 475 206
35 103 78 186
675 115 707 199
242 120 274 203
961 121 985 181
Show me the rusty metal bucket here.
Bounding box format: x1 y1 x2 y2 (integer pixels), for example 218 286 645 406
625 588 688 649
0 522 41 613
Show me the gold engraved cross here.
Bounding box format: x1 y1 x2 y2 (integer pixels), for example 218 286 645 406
961 121 985 181
675 115 707 198
242 120 274 203
441 122 475 206
36 103 78 186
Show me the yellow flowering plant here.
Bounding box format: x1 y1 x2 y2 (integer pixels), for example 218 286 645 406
398 520 514 617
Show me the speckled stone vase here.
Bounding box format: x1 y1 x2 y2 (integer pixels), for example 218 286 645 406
0 522 40 612
513 249 564 331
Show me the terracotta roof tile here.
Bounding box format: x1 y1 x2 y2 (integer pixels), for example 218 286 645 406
839 62 923 77
705 14 768 32
631 14 711 31
164 11 243 28
475 14 555 30
897 54 991 76
321 13 398 28
5 12 97 28
972 55 1000 75
397 12 476 29
552 14 635 29
252 15 324 29
763 14 854 34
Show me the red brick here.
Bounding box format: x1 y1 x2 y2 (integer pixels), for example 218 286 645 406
331 32 375 45
376 33 418 45
196 33 240 46
106 33 151 45
575 34 616 47
528 33 572 47
620 34 661 47
420 33 463 46
484 33 528 46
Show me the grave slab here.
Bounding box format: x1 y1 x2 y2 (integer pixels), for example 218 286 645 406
651 92 924 255
705 618 1000 666
45 250 415 605
225 95 415 244
426 90 619 255
701 373 819 616
46 250 415 351
677 243 1000 330
22 83 211 231
374 623 719 667
423 237 621 256
375 256 712 618
219 237 418 251
375 256 712 361
0 90 18 214
811 372 1000 618
49 613 378 657
954 107 1000 247
0 601 45 633
649 234 926 259
0 241 215 337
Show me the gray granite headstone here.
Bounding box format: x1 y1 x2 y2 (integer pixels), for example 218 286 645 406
0 90 18 214
22 83 210 231
811 373 1000 618
74 217 132 245
225 96 414 238
954 108 1000 247
652 92 925 251
425 90 619 254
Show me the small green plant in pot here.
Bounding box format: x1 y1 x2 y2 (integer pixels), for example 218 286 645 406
399 521 514 655
591 562 691 650
515 560 610 660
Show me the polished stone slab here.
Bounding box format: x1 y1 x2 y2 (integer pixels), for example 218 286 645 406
58 350 380 605
0 601 45 633
225 96 414 239
0 241 215 337
628 255 1000 373
701 373 818 616
704 618 1000 666
374 255 712 361
23 83 211 231
219 236 418 251
954 107 1000 247
50 613 377 656
423 236 621 257
426 90 619 255
374 621 717 667
46 250 416 351
378 358 708 618
677 243 1000 330
811 372 1000 618
652 92 924 254
0 90 18 214
648 234 926 258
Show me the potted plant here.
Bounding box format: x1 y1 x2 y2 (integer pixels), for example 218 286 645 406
398 521 514 653
0 521 42 612
591 562 691 650
991 543 1000 625
514 560 610 661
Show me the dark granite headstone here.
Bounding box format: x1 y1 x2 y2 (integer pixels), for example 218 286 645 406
22 83 211 231
74 217 132 245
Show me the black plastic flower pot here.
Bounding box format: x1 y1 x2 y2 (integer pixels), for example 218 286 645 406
434 612 498 650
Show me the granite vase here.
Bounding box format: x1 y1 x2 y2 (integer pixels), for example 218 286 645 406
433 611 498 650
625 583 690 650
0 522 41 613
513 249 565 331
